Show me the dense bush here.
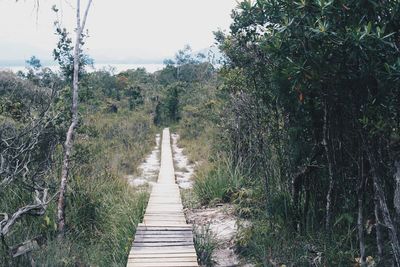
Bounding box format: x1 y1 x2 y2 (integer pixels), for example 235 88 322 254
214 0 400 265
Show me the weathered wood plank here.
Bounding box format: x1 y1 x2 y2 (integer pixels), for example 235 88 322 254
129 253 197 259
135 230 193 234
130 258 197 263
130 248 196 254
133 243 194 247
134 237 193 241
136 227 193 231
127 262 198 267
133 240 193 244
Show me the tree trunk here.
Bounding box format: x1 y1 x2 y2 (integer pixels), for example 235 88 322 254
374 187 384 261
394 160 400 228
323 102 334 231
368 149 400 266
357 155 366 266
57 0 93 236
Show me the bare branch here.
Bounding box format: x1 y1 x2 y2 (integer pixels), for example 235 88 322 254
0 189 58 237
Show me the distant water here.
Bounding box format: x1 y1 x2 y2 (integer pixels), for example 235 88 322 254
0 63 165 74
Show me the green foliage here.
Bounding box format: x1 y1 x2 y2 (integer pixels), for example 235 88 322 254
153 82 183 125
193 156 245 206
237 218 362 266
33 184 149 266
213 0 400 265
194 225 217 267
26 56 42 70
53 26 92 83
126 85 144 110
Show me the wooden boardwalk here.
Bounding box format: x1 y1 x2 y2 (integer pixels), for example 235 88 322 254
127 128 198 267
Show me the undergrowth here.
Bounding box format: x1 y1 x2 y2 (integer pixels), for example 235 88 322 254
193 156 245 206
194 225 218 267
1 109 155 266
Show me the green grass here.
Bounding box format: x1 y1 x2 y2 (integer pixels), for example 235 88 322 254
194 225 218 267
193 156 245 206
236 218 361 266
33 186 149 266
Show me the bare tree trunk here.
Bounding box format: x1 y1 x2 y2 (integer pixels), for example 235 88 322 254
357 155 366 266
368 150 400 266
57 0 93 236
394 160 400 226
374 187 384 261
323 102 334 231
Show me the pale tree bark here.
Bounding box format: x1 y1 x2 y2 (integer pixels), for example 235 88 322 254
357 155 366 266
323 101 334 231
57 0 93 236
1 190 52 237
394 160 400 225
374 188 384 261
367 150 400 266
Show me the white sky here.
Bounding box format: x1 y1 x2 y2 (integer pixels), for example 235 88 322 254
0 0 238 65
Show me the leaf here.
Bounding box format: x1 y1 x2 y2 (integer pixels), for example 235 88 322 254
381 32 395 40
367 21 372 34
384 63 391 73
44 216 50 226
334 213 353 227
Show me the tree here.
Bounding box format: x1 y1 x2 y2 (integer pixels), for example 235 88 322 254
26 56 42 70
57 0 93 236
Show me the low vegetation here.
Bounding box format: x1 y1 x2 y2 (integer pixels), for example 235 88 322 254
0 67 156 265
193 225 218 267
193 157 245 206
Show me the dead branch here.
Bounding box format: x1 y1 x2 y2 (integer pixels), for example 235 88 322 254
0 190 58 237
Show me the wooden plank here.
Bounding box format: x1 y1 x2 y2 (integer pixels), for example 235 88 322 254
129 253 197 259
137 226 192 230
143 222 187 226
133 240 194 244
130 260 197 264
130 247 196 253
127 262 198 267
143 214 186 217
135 229 192 233
132 243 194 248
135 236 193 239
134 233 193 237
134 237 192 240
134 237 193 242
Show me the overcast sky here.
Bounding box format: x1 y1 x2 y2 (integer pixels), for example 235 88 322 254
0 0 238 65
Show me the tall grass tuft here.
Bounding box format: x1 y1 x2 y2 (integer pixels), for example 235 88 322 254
193 156 245 206
194 225 218 267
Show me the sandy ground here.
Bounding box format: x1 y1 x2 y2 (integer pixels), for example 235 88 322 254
171 133 196 189
186 205 253 267
171 133 253 267
126 133 161 187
